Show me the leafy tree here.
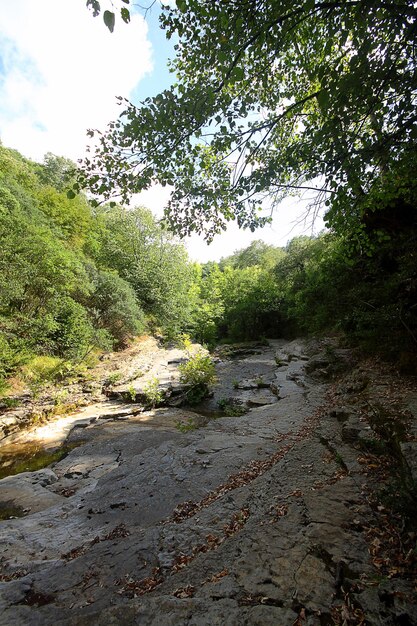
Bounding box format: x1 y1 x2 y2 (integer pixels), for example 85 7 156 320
90 205 194 334
0 146 150 385
190 263 225 345
49 297 95 360
36 186 92 247
86 268 145 347
275 235 350 333
221 265 281 340
0 188 89 325
219 240 285 270
79 0 417 244
36 153 76 192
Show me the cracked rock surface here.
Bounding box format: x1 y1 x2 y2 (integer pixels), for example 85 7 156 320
0 339 416 625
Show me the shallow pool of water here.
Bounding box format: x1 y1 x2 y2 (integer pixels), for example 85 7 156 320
0 441 82 480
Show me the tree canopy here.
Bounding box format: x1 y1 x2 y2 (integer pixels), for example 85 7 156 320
79 0 417 242
0 145 195 389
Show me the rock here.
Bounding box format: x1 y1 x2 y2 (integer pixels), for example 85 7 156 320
274 381 300 398
30 469 59 486
0 470 62 513
0 337 415 626
328 407 351 422
400 441 417 481
341 423 362 443
246 393 278 407
236 379 260 390
304 355 331 377
294 554 335 611
236 379 272 390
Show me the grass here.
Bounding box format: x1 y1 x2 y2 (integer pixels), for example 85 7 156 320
127 385 137 402
0 397 20 409
175 417 198 432
106 372 123 386
218 398 247 417
142 377 163 409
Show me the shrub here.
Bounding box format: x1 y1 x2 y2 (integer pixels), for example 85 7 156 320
142 377 163 409
21 355 64 397
176 333 193 351
127 385 137 402
0 333 30 393
175 417 197 432
104 372 122 387
51 297 94 360
179 350 216 405
88 270 145 348
179 350 216 387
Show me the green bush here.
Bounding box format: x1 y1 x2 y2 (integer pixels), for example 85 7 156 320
51 297 94 360
179 350 216 387
142 377 163 409
88 269 145 347
0 333 30 393
179 350 216 405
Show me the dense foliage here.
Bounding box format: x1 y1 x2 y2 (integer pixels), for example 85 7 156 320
191 227 416 368
80 0 417 248
0 145 195 390
1 131 416 393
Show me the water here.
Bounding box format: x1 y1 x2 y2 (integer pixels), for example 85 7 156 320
0 441 82 480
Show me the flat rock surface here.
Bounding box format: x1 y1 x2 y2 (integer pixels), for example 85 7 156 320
0 339 416 625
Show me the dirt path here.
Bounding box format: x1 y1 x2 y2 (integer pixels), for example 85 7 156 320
0 339 416 625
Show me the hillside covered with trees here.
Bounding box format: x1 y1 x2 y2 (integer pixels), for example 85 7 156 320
1 139 416 396
1 0 416 392
0 145 195 392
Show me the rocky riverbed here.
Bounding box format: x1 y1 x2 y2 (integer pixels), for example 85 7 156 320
0 338 416 625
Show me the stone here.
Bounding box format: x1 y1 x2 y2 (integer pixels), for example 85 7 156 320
0 338 415 626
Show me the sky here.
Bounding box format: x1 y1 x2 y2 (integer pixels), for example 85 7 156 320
0 0 324 262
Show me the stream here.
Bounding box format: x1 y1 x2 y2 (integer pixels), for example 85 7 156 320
1 337 416 626
0 339 303 480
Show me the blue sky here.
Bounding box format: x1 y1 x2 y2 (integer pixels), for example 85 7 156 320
130 5 175 101
0 0 323 261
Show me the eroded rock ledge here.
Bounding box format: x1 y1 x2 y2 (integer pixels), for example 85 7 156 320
0 339 416 626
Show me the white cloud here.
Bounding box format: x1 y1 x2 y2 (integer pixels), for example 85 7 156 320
0 1 326 262
0 0 153 161
130 184 171 217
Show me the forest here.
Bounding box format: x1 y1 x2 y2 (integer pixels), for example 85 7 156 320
0 138 416 396
1 0 416 392
1 3 417 623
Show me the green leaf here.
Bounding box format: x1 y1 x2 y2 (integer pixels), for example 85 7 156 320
230 66 244 83
176 0 187 13
86 0 100 17
66 190 76 200
218 51 228 64
317 90 329 110
121 7 130 24
103 10 115 33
